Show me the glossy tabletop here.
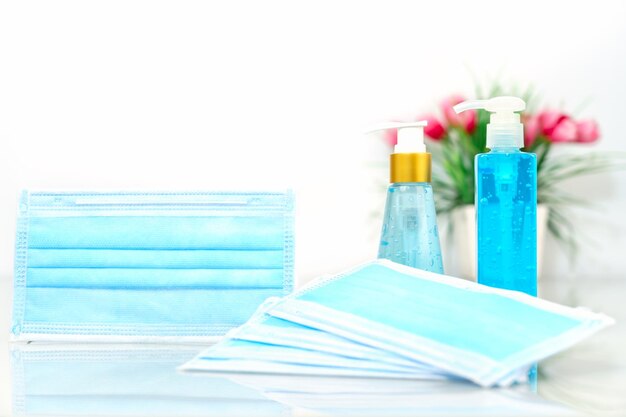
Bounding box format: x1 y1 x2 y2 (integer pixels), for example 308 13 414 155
1 278 624 417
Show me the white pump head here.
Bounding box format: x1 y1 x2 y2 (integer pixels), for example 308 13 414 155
365 121 428 153
454 96 526 149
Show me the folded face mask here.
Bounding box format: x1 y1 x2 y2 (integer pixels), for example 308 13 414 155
217 298 443 373
182 275 525 386
235 316 429 369
190 338 438 376
183 317 449 379
264 260 613 387
181 298 454 381
11 190 294 342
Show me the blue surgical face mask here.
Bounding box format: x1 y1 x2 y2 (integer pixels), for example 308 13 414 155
181 298 452 380
211 298 444 372
264 260 613 387
11 190 294 342
236 316 427 369
190 339 437 376
183 260 611 387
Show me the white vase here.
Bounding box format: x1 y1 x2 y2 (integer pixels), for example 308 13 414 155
440 204 549 281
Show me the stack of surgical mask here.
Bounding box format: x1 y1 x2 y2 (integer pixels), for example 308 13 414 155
11 190 294 342
181 260 613 387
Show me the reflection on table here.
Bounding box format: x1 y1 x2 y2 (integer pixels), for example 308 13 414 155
10 343 580 416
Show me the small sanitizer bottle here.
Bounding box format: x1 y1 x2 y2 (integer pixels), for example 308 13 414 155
454 97 537 296
368 121 443 273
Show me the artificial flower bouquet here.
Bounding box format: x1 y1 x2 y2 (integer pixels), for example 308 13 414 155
383 88 622 254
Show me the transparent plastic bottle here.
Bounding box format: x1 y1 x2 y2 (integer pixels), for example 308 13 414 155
367 121 443 273
454 97 537 296
379 182 443 273
476 148 537 295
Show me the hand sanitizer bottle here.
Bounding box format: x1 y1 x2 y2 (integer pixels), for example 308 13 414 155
454 97 537 296
367 121 443 273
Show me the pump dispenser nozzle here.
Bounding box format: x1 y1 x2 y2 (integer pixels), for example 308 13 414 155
365 121 428 153
454 96 526 149
366 121 431 183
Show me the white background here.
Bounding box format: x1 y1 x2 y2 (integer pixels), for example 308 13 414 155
1 1 626 414
1 0 625 285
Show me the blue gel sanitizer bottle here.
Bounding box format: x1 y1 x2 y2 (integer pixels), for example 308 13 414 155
454 97 537 296
368 121 444 273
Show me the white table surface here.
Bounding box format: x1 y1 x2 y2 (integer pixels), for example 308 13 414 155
1 276 624 417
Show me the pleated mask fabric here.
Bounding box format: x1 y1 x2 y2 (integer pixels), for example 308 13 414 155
11 190 294 342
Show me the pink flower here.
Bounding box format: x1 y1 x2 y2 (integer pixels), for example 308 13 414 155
550 118 578 143
441 95 477 134
538 110 579 143
538 110 567 137
464 111 477 134
383 127 398 147
419 115 446 141
575 119 600 143
523 114 541 147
